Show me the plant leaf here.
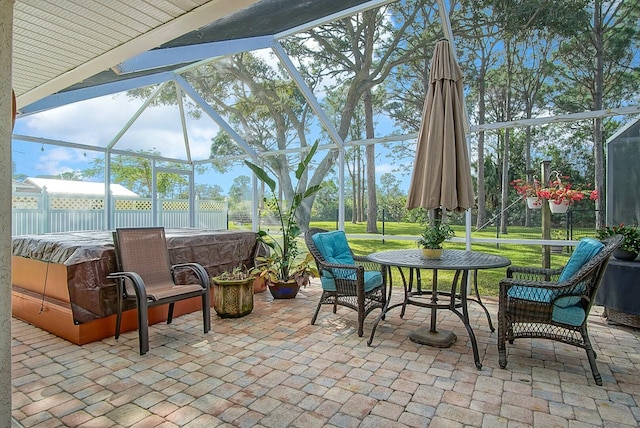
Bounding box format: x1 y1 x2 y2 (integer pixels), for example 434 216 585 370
295 140 319 180
244 160 276 193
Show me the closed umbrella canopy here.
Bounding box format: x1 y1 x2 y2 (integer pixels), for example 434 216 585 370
406 39 474 212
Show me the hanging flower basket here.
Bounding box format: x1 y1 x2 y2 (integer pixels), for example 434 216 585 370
537 172 598 214
549 199 570 214
526 196 543 209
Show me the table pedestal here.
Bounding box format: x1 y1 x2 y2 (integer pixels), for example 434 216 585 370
409 328 456 347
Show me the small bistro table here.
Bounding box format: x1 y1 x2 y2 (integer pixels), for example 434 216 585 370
367 249 510 369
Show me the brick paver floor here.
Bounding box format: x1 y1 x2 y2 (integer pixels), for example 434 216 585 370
11 282 640 427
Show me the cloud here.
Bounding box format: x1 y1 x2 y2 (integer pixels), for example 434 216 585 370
33 147 88 175
20 92 220 161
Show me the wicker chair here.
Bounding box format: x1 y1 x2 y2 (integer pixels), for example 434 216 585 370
108 227 211 355
498 235 623 385
305 228 386 338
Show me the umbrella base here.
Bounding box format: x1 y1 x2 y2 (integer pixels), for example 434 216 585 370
409 327 456 348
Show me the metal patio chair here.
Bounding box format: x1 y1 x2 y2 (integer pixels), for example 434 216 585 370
109 227 211 355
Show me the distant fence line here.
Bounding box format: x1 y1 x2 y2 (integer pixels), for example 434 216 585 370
11 191 228 235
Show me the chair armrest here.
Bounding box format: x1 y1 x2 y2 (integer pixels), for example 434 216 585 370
318 261 364 275
507 266 563 281
107 271 148 300
499 277 583 304
172 263 209 288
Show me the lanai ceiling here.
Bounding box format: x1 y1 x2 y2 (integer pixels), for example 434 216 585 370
13 0 382 114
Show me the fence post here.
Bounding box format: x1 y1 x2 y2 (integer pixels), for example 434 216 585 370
541 160 552 269
41 187 49 234
382 208 385 245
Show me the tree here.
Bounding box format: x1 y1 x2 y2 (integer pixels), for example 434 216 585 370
377 173 407 222
288 2 428 231
553 0 640 228
228 175 252 206
195 184 224 200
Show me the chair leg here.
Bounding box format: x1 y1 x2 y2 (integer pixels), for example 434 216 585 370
137 299 149 356
115 283 123 340
357 310 365 337
582 328 602 386
498 310 507 369
167 303 175 324
310 291 326 325
202 292 211 333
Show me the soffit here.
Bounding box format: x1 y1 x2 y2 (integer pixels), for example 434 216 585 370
13 0 261 108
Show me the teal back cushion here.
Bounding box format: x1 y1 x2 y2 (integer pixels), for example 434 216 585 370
312 230 355 266
554 237 604 308
558 238 604 282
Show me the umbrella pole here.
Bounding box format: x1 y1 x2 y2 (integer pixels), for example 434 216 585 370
410 206 457 348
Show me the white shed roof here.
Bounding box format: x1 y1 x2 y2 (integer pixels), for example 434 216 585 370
25 177 139 197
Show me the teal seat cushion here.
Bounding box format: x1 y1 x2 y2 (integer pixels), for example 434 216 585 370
320 270 383 292
551 303 586 326
312 230 355 266
507 284 586 308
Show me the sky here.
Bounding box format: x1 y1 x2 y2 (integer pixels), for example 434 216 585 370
12 91 416 195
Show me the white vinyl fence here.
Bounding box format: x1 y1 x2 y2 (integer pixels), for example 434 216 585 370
12 191 228 235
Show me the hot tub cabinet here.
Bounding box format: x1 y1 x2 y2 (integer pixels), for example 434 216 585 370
12 229 258 344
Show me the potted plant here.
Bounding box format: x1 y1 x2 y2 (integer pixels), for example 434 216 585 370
211 265 255 318
596 224 640 261
244 141 321 298
511 178 542 209
537 173 598 214
417 221 455 259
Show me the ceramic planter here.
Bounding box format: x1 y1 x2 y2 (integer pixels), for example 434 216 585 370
549 200 570 214
421 248 443 259
526 196 542 209
268 280 301 299
211 277 254 318
613 249 638 261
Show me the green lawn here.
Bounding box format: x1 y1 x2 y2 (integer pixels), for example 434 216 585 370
308 221 572 296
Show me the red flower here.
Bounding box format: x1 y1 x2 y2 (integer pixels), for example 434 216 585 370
536 173 597 205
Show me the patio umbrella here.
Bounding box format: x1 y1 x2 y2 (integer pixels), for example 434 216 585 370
406 39 474 212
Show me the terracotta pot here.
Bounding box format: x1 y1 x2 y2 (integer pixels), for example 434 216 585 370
268 280 300 299
421 248 442 259
211 277 254 318
253 276 267 294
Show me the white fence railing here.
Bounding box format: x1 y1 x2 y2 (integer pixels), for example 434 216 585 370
12 192 228 235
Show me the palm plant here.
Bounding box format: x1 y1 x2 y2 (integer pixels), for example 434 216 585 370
244 141 321 284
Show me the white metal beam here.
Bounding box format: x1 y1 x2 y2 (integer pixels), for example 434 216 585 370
175 83 193 163
271 41 345 148
173 75 257 157
19 71 176 116
107 82 169 150
113 36 274 74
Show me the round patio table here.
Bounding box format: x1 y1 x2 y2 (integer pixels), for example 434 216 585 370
367 249 510 369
